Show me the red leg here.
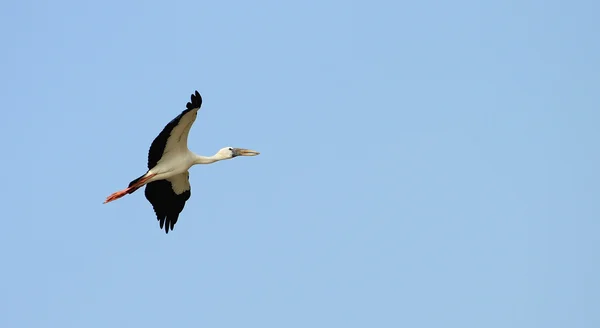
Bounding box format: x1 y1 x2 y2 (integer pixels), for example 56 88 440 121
103 188 130 204
103 173 156 204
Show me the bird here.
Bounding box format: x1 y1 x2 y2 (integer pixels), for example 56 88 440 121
103 90 260 233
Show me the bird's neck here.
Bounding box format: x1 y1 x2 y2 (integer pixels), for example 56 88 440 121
193 152 225 165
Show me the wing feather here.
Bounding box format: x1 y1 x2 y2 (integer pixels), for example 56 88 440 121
144 172 192 233
147 91 202 169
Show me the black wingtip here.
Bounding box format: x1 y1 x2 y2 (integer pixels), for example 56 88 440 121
186 90 202 109
160 218 174 234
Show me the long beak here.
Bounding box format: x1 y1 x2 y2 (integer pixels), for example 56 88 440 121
233 148 260 156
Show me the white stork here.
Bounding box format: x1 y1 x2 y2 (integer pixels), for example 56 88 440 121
103 90 259 233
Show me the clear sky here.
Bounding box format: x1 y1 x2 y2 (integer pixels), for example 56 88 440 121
1 0 598 327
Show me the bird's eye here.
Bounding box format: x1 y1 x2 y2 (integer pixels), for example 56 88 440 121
228 147 233 151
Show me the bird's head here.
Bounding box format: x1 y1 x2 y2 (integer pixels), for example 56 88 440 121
217 147 260 159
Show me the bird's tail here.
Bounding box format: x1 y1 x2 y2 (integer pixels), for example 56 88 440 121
104 171 157 204
127 172 150 194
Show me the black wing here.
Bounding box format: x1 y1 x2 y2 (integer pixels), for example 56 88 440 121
147 90 203 169
144 173 191 233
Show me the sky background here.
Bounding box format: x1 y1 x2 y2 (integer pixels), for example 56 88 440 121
1 0 599 327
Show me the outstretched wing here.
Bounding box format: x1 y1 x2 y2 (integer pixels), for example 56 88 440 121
147 90 203 169
144 172 192 233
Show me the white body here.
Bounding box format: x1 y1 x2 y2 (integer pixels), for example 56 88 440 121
141 105 255 190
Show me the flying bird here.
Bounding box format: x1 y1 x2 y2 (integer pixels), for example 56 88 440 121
103 90 259 233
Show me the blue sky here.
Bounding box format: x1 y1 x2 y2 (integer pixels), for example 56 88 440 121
1 0 599 327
